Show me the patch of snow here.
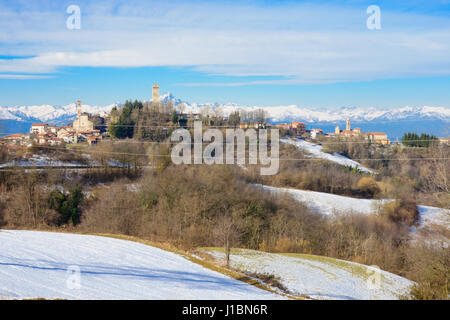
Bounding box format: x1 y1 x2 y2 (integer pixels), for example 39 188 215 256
203 248 414 300
282 138 376 174
260 185 450 245
0 155 85 168
259 185 386 215
0 230 281 300
417 206 450 230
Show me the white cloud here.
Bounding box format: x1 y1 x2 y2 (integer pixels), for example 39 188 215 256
0 74 53 79
0 1 449 83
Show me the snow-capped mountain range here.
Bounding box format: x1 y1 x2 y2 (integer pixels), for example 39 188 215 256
0 103 116 125
1 92 449 124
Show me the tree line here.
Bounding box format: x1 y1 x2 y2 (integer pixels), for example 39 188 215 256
402 132 438 147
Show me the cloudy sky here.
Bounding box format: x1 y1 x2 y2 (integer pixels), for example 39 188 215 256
0 0 450 108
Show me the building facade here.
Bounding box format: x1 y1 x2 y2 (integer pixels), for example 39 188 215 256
366 132 390 145
152 84 160 108
72 100 94 132
30 123 48 135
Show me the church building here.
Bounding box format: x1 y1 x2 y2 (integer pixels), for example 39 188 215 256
72 100 94 132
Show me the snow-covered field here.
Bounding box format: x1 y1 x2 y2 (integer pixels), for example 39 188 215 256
0 154 85 168
260 185 450 242
259 185 387 215
416 205 450 231
203 248 414 300
282 138 376 174
0 154 132 168
261 185 450 228
0 230 280 300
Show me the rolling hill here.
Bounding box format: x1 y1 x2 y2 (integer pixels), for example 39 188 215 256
0 230 280 300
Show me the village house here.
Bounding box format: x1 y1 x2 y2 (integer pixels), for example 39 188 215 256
30 123 48 135
331 119 389 145
60 133 78 144
2 133 29 145
290 122 306 135
48 126 58 134
274 122 306 135
310 129 324 139
275 123 290 130
56 126 74 138
365 132 390 145
239 122 266 129
87 135 103 146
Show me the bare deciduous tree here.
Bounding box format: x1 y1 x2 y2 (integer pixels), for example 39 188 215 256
213 214 242 267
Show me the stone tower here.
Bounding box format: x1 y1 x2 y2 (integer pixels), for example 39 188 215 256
346 118 351 131
73 99 93 132
77 100 82 118
152 84 160 107
335 126 340 134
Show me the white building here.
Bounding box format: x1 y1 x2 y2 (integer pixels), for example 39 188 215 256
310 129 324 139
30 123 48 135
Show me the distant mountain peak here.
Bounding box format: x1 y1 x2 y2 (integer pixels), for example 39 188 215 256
1 94 448 125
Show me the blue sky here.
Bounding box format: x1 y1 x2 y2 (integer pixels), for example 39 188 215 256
0 0 450 108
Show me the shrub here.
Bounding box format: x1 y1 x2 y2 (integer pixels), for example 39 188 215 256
380 198 419 227
357 177 381 198
247 272 289 293
407 244 449 300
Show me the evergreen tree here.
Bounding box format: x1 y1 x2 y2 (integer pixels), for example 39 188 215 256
48 185 83 226
402 132 437 147
171 110 179 124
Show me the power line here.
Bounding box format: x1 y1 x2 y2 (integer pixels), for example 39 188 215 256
2 144 449 162
1 133 446 145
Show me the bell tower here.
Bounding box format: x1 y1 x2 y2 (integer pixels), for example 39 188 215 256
77 100 82 118
152 84 160 107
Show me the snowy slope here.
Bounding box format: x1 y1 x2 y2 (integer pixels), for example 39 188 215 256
0 108 21 121
417 206 450 229
259 185 386 215
0 154 86 168
0 103 116 124
281 138 376 174
203 248 414 300
0 230 280 300
259 185 450 234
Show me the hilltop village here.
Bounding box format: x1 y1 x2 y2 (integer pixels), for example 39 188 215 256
1 100 103 147
1 84 448 149
275 119 390 144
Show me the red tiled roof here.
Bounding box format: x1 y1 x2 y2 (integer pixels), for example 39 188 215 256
366 132 386 136
32 123 48 126
4 133 24 138
41 137 61 141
